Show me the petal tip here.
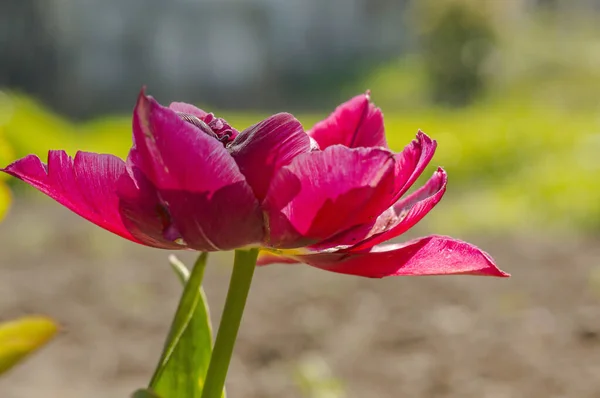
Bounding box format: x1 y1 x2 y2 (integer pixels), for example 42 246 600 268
1 153 46 178
416 129 435 146
136 86 149 103
136 87 162 111
435 167 448 185
479 266 511 277
469 242 509 278
497 270 511 277
270 112 300 124
135 88 150 111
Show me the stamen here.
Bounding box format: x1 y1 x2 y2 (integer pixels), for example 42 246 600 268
176 111 238 146
174 238 187 246
176 112 220 140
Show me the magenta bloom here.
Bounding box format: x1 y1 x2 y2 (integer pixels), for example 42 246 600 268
2 90 507 278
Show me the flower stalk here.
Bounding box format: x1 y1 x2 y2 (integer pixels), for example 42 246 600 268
201 248 259 398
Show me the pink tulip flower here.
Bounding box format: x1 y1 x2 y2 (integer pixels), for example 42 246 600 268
2 90 508 278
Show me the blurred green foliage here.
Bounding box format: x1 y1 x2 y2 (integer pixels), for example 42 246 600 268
0 87 597 236
385 104 600 234
413 0 495 106
294 354 345 398
131 389 163 398
1 8 599 236
0 316 57 376
0 179 11 222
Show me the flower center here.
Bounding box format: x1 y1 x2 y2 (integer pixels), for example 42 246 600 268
176 112 238 146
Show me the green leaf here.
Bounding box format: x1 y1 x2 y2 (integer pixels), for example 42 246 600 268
131 389 163 398
168 254 190 285
0 316 58 375
149 253 223 397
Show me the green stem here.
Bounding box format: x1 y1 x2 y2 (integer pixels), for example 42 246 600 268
201 248 259 398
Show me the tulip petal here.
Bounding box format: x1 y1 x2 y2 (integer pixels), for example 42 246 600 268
311 131 437 251
350 167 447 251
1 151 149 245
229 113 310 201
117 165 189 249
168 102 208 119
130 92 264 251
308 92 386 150
263 145 396 248
296 235 509 278
392 131 437 201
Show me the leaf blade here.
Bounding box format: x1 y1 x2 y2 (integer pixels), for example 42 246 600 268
168 254 190 285
0 316 58 375
149 253 220 397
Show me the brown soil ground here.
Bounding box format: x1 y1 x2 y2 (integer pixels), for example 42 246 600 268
2 200 600 398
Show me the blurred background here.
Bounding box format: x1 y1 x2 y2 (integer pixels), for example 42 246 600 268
1 0 600 397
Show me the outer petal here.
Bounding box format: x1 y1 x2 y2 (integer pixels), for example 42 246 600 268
392 131 437 201
304 132 438 251
1 151 165 247
308 92 386 150
308 166 447 252
350 167 447 251
263 145 397 248
228 113 310 201
295 235 509 278
130 92 264 251
116 164 189 249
